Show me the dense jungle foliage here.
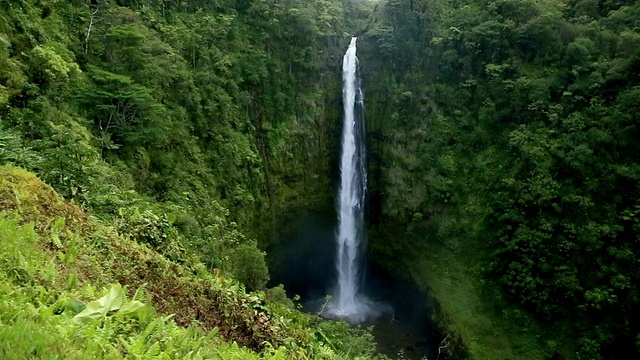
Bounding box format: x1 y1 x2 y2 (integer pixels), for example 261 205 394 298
2 0 639 359
362 0 640 359
0 0 384 359
0 0 356 287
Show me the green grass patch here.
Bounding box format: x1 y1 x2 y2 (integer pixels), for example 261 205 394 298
406 212 574 359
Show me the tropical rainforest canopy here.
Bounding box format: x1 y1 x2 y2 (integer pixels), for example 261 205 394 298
1 0 639 359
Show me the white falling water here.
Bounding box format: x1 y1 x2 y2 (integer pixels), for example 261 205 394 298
328 37 370 322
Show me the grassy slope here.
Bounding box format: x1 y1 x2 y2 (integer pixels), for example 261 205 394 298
0 165 346 359
406 208 575 360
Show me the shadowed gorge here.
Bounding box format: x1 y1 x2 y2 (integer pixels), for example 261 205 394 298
266 213 442 360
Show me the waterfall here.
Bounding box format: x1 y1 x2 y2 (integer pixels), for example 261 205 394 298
329 37 369 321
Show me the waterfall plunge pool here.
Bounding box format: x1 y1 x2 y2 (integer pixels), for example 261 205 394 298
266 213 445 360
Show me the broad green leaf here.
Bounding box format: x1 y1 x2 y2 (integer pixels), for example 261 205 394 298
117 300 145 316
73 284 125 324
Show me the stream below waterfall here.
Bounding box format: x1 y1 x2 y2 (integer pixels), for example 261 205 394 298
267 213 442 360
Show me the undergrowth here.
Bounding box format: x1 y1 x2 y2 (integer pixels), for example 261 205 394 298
0 165 383 359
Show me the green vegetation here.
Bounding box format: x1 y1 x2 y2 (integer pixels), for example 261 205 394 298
364 0 640 359
0 0 382 358
2 0 640 359
0 165 381 359
0 0 345 245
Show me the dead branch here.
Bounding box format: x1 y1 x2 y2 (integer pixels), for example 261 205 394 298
437 335 450 360
85 7 100 55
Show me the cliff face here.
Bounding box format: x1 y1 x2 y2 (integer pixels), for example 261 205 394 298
0 0 351 244
360 1 640 358
0 1 383 358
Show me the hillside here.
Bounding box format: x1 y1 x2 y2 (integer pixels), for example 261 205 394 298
0 165 381 359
